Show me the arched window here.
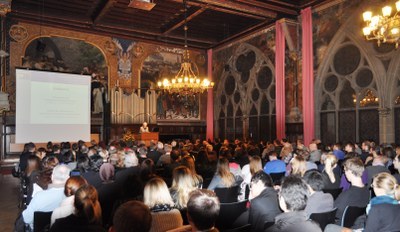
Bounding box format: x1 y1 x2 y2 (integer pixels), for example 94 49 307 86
216 44 276 141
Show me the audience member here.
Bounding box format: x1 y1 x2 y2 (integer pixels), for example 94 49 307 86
22 164 70 229
109 201 152 232
334 158 369 221
303 170 334 216
51 176 88 225
266 175 321 232
248 171 281 232
144 178 183 232
263 151 286 175
169 166 197 210
50 185 105 232
207 157 237 190
321 153 341 189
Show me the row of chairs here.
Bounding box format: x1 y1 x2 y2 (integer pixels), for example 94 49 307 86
309 206 367 231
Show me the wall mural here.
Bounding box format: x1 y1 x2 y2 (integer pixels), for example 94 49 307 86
22 37 108 114
312 0 362 68
140 48 201 120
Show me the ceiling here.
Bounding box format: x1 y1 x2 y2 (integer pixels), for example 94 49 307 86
10 0 330 50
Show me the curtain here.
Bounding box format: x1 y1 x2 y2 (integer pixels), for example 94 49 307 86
275 20 286 140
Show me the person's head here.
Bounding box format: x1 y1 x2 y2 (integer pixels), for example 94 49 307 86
110 201 152 232
309 142 318 152
187 189 220 231
164 144 172 153
250 171 273 198
51 164 71 185
249 155 262 176
217 157 235 187
124 150 139 168
372 172 400 200
181 155 196 174
324 153 338 170
170 149 181 163
303 170 324 193
99 163 115 182
333 143 342 150
345 142 355 153
26 155 41 174
171 166 196 209
62 150 75 164
42 156 59 170
64 176 88 197
343 157 364 179
290 155 307 177
77 156 91 172
142 122 148 128
279 175 309 212
394 153 400 172
74 185 102 224
268 151 278 161
143 177 174 208
362 141 371 152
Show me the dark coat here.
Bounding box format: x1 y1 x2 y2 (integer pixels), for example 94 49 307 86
249 187 282 232
364 203 400 232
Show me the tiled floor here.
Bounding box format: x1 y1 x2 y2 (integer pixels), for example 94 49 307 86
0 174 20 232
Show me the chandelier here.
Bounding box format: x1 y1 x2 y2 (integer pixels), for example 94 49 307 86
362 1 400 48
157 0 214 95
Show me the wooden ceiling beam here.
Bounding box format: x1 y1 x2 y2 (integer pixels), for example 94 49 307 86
169 0 271 20
235 0 297 15
93 0 118 23
161 7 206 35
189 0 277 18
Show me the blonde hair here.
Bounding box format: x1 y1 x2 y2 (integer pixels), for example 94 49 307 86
249 156 262 176
291 155 306 177
373 172 400 200
344 158 364 177
217 158 235 187
74 185 102 225
325 153 338 168
170 166 197 209
144 178 174 208
181 155 203 187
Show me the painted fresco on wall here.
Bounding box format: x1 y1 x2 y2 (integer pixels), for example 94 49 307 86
22 37 108 114
140 49 201 120
312 0 362 68
112 38 135 80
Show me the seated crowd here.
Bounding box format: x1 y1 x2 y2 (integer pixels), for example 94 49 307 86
14 138 400 232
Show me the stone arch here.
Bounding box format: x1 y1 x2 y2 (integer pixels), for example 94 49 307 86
315 6 383 143
215 41 275 141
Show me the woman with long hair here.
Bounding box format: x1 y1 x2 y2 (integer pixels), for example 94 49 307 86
169 166 197 210
321 153 341 189
51 176 88 225
290 155 307 177
207 157 236 190
181 155 203 188
23 155 41 205
144 178 183 232
50 185 105 232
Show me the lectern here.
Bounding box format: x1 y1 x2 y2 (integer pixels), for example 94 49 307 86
134 132 159 146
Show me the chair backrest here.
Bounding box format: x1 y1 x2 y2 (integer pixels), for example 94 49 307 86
269 172 285 185
322 188 343 200
341 206 366 228
33 211 52 232
214 185 240 203
215 200 248 230
223 224 251 232
309 208 338 230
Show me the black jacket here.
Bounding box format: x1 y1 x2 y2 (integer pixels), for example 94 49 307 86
364 203 400 232
249 187 281 232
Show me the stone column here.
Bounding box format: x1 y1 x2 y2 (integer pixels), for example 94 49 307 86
378 107 394 144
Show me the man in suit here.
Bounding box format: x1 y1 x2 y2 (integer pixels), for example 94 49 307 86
303 170 334 216
248 171 282 232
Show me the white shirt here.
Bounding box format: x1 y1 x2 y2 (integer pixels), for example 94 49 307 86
51 195 75 225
